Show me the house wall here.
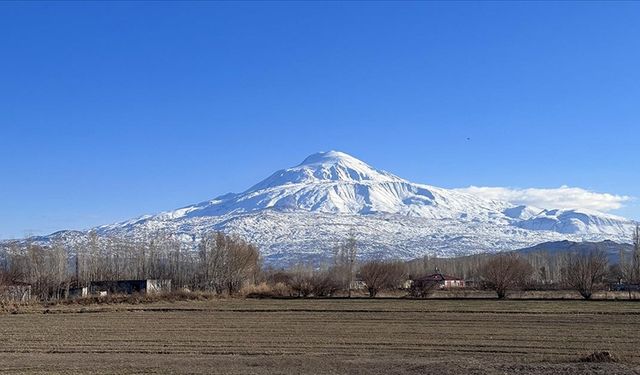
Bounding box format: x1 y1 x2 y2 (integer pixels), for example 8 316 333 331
146 279 172 294
90 280 147 295
89 280 172 295
444 280 465 288
1 286 32 302
67 287 89 299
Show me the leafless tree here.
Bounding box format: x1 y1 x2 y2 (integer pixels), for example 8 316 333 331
285 264 341 297
406 249 567 289
334 230 357 297
479 253 533 299
359 260 405 297
562 250 608 300
408 277 439 298
289 264 314 297
310 268 341 297
0 258 22 290
0 230 261 300
199 232 260 295
2 241 71 300
620 225 640 299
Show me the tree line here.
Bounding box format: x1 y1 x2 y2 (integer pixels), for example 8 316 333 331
0 231 260 300
1 225 639 301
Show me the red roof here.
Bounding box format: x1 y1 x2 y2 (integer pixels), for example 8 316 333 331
416 273 463 282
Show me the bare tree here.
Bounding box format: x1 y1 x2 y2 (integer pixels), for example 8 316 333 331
635 224 640 262
406 249 568 289
563 250 608 300
620 225 640 299
408 276 439 298
479 253 532 299
310 268 341 297
0 230 262 301
198 232 260 295
289 264 314 297
334 230 357 297
0 256 23 290
225 236 260 294
359 260 405 297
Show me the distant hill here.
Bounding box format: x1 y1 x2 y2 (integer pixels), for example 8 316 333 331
406 240 634 270
514 240 633 263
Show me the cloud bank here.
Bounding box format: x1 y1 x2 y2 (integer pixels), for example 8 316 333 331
456 185 632 212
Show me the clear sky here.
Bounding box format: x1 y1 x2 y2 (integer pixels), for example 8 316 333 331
1 1 639 239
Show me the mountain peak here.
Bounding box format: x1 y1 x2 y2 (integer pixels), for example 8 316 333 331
44 150 635 266
299 150 361 166
247 151 404 192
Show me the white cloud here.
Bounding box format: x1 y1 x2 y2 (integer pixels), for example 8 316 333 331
456 185 632 212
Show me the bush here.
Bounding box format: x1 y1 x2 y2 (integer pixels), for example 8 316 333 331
273 265 342 298
0 300 19 314
240 282 272 298
271 282 293 297
408 279 438 298
241 282 293 298
289 268 314 297
359 261 405 298
580 351 618 363
58 290 217 306
310 271 341 297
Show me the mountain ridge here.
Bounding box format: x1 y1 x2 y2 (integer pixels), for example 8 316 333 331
3 151 636 265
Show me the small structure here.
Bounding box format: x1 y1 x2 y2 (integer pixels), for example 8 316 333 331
350 280 367 291
89 279 171 296
412 273 465 289
0 283 32 302
609 282 640 292
67 286 89 299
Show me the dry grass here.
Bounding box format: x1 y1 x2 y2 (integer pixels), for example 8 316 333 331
47 290 219 307
240 282 293 298
0 298 38 314
0 299 639 374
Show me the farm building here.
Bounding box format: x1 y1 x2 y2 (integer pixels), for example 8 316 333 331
89 279 172 296
66 286 89 299
350 280 367 290
411 273 465 289
0 283 32 302
609 282 640 292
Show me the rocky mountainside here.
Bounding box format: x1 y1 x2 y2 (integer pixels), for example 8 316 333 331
7 151 636 265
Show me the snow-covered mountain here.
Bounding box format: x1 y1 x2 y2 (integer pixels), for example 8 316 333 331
11 151 637 265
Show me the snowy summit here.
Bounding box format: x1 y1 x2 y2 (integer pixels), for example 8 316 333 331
39 151 638 264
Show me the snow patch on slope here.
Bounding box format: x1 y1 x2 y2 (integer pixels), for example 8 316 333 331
19 151 637 265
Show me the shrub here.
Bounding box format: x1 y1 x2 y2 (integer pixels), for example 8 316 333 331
240 282 273 298
408 278 439 298
359 260 406 298
310 271 341 297
580 351 618 363
241 282 293 298
58 290 217 306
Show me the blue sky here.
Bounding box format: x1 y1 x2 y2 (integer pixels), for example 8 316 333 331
1 2 639 239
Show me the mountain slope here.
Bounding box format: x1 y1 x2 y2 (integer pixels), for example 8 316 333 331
8 151 637 265
514 240 634 263
126 151 514 219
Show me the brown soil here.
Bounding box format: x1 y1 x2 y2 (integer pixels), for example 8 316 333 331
0 299 639 374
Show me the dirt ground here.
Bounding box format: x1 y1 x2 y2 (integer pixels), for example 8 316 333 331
0 299 639 374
